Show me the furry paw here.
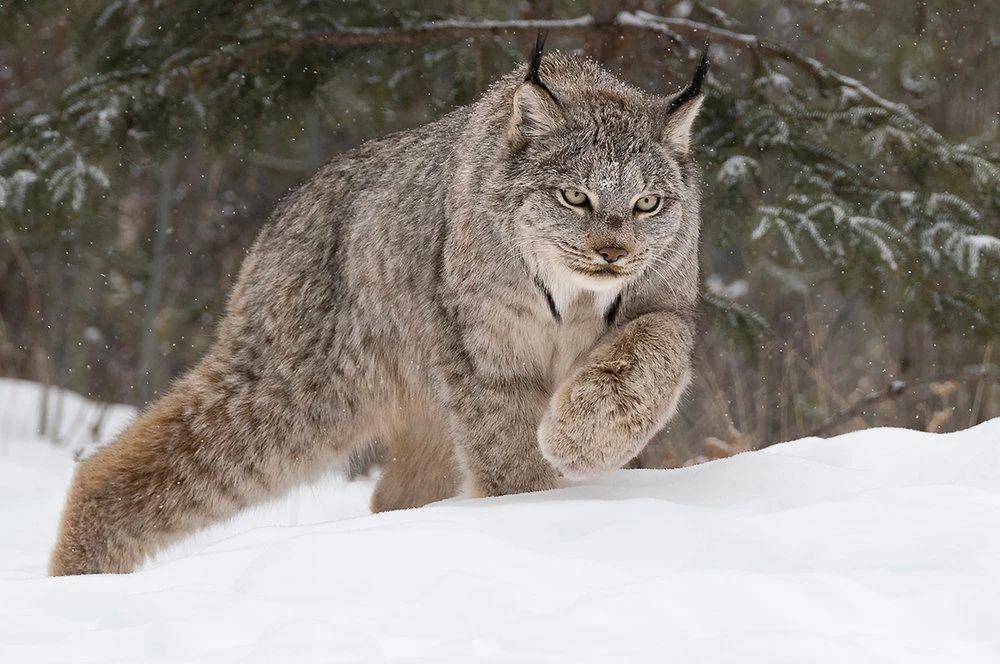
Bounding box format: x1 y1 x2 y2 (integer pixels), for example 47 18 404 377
538 359 656 479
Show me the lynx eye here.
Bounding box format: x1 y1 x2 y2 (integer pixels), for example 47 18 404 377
558 188 589 208
634 195 661 213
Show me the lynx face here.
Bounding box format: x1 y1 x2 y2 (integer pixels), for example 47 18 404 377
499 47 706 295
509 113 691 292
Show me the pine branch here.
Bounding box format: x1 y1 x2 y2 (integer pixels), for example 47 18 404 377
3 3 996 340
229 9 949 148
137 9 955 153
621 11 941 141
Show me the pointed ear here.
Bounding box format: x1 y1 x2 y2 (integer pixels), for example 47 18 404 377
661 45 709 155
511 82 565 138
510 31 565 140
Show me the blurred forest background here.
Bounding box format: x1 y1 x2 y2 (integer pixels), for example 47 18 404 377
1 1 997 466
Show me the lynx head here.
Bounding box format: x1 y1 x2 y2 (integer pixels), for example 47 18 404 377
500 34 707 293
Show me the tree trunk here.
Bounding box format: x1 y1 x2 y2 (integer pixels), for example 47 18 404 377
137 151 179 406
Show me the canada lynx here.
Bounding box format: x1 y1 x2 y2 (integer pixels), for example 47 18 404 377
50 37 707 575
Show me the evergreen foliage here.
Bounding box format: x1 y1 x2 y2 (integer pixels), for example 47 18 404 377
1 1 997 424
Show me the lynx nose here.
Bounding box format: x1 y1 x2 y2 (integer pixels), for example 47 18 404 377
597 246 629 263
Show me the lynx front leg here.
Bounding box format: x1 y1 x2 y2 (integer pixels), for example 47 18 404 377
449 375 561 497
538 311 694 479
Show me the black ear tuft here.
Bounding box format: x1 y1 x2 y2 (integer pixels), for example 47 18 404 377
526 30 548 86
510 31 565 139
661 43 709 154
667 43 710 114
524 30 560 105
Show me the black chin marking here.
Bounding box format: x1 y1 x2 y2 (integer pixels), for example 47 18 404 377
604 294 622 326
534 276 561 323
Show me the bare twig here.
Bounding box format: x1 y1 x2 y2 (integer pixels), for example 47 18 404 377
244 16 598 52
808 364 1000 438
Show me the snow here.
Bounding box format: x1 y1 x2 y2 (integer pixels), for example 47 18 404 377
1 378 999 663
716 154 759 185
0 378 135 455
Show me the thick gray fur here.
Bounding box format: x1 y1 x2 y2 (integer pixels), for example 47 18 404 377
50 49 706 575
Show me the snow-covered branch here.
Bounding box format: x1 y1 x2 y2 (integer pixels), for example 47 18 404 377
245 9 944 144
267 15 598 49
619 11 940 139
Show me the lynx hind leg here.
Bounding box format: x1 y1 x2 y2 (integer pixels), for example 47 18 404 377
49 366 352 576
370 412 460 513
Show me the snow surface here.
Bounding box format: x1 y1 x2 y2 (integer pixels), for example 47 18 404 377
1 378 999 663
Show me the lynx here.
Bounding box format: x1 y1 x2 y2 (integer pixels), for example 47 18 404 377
50 36 707 575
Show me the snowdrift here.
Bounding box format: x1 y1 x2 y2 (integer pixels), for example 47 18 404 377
1 378 998 663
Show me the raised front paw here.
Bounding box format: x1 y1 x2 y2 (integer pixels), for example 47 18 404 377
537 360 658 480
